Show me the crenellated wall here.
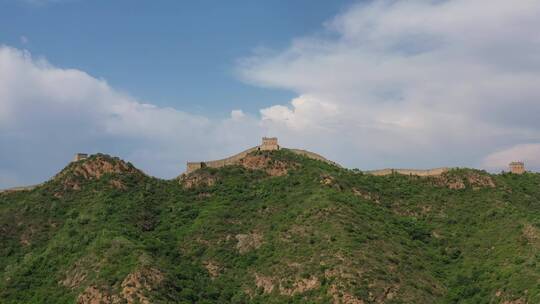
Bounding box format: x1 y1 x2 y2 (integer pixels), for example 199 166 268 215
186 147 260 174
366 167 449 177
184 137 450 176
288 149 341 167
184 138 339 174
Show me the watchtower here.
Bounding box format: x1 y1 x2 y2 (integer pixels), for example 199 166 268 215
509 161 525 174
259 137 279 151
73 153 88 162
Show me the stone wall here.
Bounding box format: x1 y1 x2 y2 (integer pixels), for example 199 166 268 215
185 147 259 174
0 184 40 193
186 162 204 173
366 167 449 177
73 153 88 162
184 137 448 177
184 140 339 174
288 149 340 167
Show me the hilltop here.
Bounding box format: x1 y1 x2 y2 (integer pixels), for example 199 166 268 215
1 149 540 303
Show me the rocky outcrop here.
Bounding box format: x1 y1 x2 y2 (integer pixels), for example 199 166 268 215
120 268 164 304
76 268 163 304
239 154 297 177
77 286 120 304
254 273 320 296
53 154 142 192
433 171 495 190
181 152 300 185
236 232 264 254
179 170 218 189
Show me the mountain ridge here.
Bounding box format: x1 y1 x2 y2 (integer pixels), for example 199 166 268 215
1 149 539 303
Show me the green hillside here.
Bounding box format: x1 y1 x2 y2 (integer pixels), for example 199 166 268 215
1 151 539 303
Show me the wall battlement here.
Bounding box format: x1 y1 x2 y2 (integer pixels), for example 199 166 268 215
185 138 337 174
366 167 449 177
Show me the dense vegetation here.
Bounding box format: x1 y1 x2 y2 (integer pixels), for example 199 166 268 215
0 151 539 303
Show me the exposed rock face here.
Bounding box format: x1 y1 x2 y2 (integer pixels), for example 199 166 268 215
76 268 163 304
320 174 335 186
180 170 218 189
434 171 495 190
180 153 297 188
240 154 296 177
254 273 320 296
255 273 275 294
352 188 380 203
328 284 366 304
61 154 139 180
109 179 127 190
279 276 320 296
60 268 87 289
501 299 526 304
464 172 496 189
54 154 141 191
121 268 164 304
235 232 263 254
204 261 221 278
523 223 539 247
77 286 120 304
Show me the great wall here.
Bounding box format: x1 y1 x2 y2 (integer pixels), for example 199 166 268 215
0 137 529 193
185 137 340 174
365 167 450 177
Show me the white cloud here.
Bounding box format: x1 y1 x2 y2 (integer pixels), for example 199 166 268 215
0 46 262 188
240 0 540 170
3 0 540 187
260 95 339 131
482 144 540 172
230 109 246 121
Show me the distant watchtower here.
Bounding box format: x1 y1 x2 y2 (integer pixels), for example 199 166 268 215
509 161 525 174
259 137 279 151
73 153 88 162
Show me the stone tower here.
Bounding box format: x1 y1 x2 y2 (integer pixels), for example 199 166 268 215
73 153 88 162
509 161 525 174
260 137 279 151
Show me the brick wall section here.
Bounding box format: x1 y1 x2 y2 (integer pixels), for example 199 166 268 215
184 137 449 176
366 167 449 177
288 149 341 167
186 147 260 174
185 147 339 174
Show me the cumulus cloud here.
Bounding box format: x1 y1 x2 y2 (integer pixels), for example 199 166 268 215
230 109 246 121
0 46 262 188
239 0 540 171
3 0 540 187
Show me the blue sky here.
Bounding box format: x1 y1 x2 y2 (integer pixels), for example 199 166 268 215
0 0 352 116
1 0 540 188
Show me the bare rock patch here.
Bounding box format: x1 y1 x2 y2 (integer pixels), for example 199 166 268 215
236 232 263 254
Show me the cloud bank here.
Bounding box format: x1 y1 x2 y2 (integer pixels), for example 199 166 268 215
0 46 263 188
241 0 540 172
2 0 540 187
